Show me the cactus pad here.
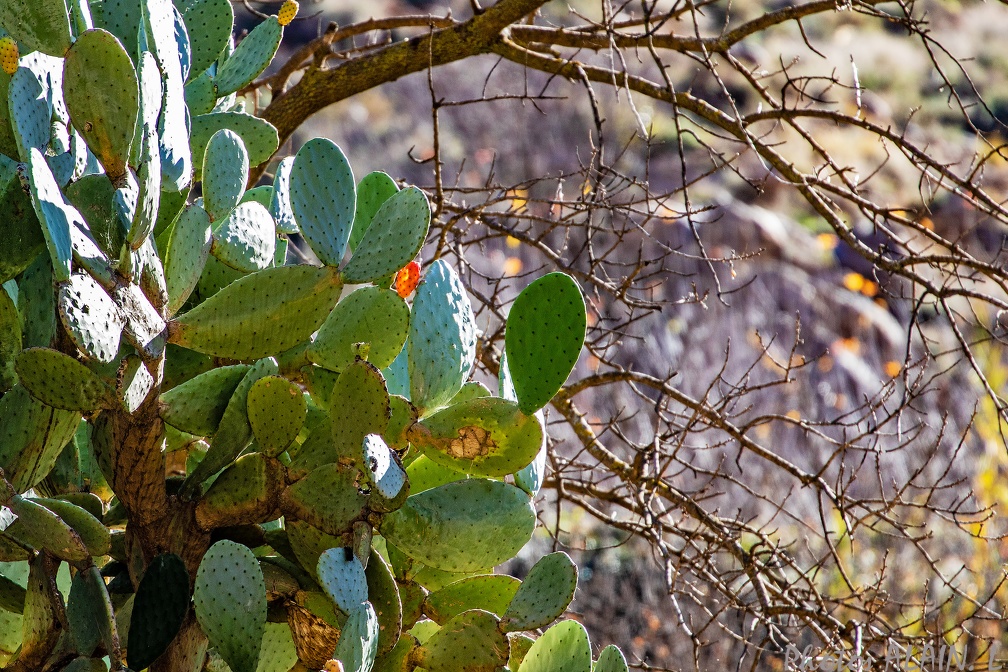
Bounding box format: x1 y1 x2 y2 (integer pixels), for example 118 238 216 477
594 645 628 672
214 16 282 97
257 622 299 672
0 289 19 393
423 575 520 625
407 259 477 414
270 156 298 234
145 0 192 192
504 273 586 414
247 375 306 456
67 567 116 657
289 138 355 266
195 452 283 529
372 633 417 672
0 385 80 493
25 148 76 282
128 553 190 671
309 287 410 372
410 397 543 477
186 356 278 487
15 347 116 411
32 497 110 556
342 187 429 284
160 363 251 436
211 201 276 272
330 361 390 462
0 38 18 75
507 633 535 670
317 548 367 614
277 0 298 26
349 172 398 253
118 354 154 413
165 202 214 315
191 112 278 174
335 602 379 672
203 129 249 221
515 620 591 672
58 272 125 363
63 29 139 183
285 519 343 581
181 0 233 78
379 479 535 573
9 66 52 162
404 455 464 495
4 495 88 562
363 549 401 654
383 395 416 452
194 540 267 672
415 609 508 672
500 552 577 632
0 0 72 56
170 265 343 360
242 185 274 209
361 434 407 511
282 463 368 537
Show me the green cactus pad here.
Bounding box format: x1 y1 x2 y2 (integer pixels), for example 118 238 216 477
117 354 153 413
181 0 232 79
0 290 19 394
0 168 45 284
0 385 80 493
9 67 52 163
0 571 26 614
186 357 278 487
302 365 339 413
410 397 543 478
185 70 217 116
364 549 401 655
0 0 72 56
500 552 577 632
372 634 417 672
342 187 429 284
242 185 274 209
335 602 379 672
270 156 297 234
247 375 306 457
507 633 535 670
379 480 535 573
195 247 247 300
415 609 509 672
452 381 491 405
127 53 162 251
286 520 343 581
213 15 282 97
308 286 410 372
128 553 190 671
505 273 586 414
25 148 76 282
194 540 267 672
516 620 591 672
317 548 367 614
170 264 343 360
404 455 464 495
407 259 477 415
349 172 398 254
594 645 628 672
144 0 192 192
397 581 425 630
211 201 276 272
289 138 355 266
26 497 105 558
67 567 117 657
160 363 250 436
256 622 298 672
190 112 278 174
282 463 368 537
361 434 407 512
15 347 116 411
57 272 125 363
64 175 120 258
165 202 214 315
195 452 283 529
384 395 416 452
203 128 249 221
423 575 520 625
514 445 546 497
63 29 139 183
3 495 88 562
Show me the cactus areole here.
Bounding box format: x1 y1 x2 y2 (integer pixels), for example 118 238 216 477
0 3 614 672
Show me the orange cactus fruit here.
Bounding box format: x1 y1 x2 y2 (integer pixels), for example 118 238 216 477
395 260 421 298
277 0 299 26
0 37 18 76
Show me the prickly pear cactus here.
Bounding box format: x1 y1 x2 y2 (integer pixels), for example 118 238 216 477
0 3 621 670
